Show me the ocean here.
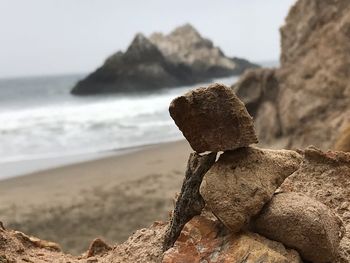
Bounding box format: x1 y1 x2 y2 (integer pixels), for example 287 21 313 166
0 74 238 178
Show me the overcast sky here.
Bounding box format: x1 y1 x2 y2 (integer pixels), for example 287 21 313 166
0 0 296 78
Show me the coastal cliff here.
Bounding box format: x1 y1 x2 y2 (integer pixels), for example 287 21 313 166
234 0 350 150
71 24 258 95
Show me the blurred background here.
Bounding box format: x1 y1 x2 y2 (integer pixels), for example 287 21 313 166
0 0 297 254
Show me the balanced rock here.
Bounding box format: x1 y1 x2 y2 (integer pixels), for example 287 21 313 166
169 83 258 153
200 147 302 232
253 192 345 263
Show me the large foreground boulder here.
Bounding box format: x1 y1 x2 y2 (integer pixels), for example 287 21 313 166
280 147 350 263
253 192 345 263
72 24 258 95
200 147 302 233
169 84 258 153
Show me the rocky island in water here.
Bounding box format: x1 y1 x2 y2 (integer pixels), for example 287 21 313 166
71 24 258 95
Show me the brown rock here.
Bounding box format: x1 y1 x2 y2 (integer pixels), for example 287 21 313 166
200 147 302 233
232 68 279 117
280 147 350 263
14 231 61 251
162 215 302 263
169 83 258 153
254 101 281 144
233 0 350 150
87 238 112 257
334 124 350 152
253 192 345 263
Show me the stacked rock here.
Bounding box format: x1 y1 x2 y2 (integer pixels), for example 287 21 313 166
168 83 345 263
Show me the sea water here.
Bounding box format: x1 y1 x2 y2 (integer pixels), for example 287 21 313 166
0 74 238 178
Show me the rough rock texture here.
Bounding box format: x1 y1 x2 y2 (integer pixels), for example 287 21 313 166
0 221 167 263
72 24 258 95
200 147 302 232
280 147 350 263
87 238 111 257
233 0 350 150
253 192 345 263
169 83 258 153
150 24 259 78
163 152 216 251
0 227 75 263
162 214 302 263
0 214 303 263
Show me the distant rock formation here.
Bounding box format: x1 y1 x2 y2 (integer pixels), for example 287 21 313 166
71 24 258 95
150 24 254 78
233 0 350 150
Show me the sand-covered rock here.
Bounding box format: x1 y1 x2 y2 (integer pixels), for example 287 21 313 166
200 147 302 232
253 192 345 263
280 147 350 263
169 83 258 153
233 0 350 150
162 215 302 263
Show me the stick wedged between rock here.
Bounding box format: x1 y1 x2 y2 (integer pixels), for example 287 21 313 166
163 152 216 251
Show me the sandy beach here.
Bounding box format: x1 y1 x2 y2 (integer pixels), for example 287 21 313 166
0 140 191 254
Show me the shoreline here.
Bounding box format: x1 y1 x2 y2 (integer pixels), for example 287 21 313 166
0 140 191 254
0 139 184 180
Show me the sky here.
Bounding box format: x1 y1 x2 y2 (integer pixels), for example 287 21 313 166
0 0 296 78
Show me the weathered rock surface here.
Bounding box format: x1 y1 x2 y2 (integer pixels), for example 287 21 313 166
169 83 258 153
233 0 350 150
162 214 302 263
150 24 258 79
200 147 302 232
253 192 345 263
72 24 258 95
280 147 350 263
0 213 303 263
87 238 111 257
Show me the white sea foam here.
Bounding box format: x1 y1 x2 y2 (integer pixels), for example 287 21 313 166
0 75 238 166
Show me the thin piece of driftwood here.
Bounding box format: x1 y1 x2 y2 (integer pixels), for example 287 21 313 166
163 152 216 251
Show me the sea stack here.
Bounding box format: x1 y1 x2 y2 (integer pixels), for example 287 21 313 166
71 24 259 95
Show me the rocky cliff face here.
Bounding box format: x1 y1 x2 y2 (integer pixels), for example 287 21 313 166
234 0 350 150
71 24 258 95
